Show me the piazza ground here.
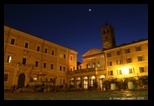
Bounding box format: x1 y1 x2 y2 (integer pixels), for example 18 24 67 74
4 89 148 100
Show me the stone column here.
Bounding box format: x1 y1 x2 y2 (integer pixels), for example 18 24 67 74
74 77 77 89
88 76 91 87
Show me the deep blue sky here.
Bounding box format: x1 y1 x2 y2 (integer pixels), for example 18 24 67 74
4 4 148 63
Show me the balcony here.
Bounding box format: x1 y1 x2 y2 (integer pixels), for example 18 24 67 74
68 67 106 75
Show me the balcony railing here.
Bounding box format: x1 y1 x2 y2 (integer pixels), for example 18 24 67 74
68 67 106 74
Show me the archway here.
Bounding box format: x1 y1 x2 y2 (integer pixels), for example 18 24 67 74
83 76 88 89
90 76 96 87
17 73 25 88
76 77 81 89
99 75 105 90
70 78 74 87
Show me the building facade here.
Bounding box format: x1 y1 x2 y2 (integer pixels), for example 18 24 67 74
67 24 148 90
4 25 78 89
4 24 148 91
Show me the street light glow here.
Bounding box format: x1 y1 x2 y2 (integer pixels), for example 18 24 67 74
122 66 129 75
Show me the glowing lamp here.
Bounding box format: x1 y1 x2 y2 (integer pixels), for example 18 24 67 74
122 67 129 75
33 77 37 81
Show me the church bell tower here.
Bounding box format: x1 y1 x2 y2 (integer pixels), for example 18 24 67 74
101 23 116 49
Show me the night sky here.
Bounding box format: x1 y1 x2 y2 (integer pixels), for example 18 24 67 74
4 4 148 63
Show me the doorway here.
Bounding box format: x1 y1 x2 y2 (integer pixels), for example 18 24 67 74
17 73 25 88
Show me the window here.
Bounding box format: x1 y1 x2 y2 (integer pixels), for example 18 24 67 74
35 61 38 67
63 66 65 71
4 74 8 81
51 64 53 69
103 30 106 34
125 49 130 54
7 55 12 63
139 67 145 73
70 56 73 60
129 68 134 74
10 38 15 45
37 46 40 51
137 56 143 62
107 53 111 57
136 46 141 51
50 78 53 81
60 54 62 58
105 36 108 40
51 50 54 55
22 58 26 65
116 60 121 65
25 42 28 48
92 63 96 68
60 66 62 71
44 48 47 53
126 58 132 63
87 64 91 68
107 61 112 66
97 61 100 67
108 70 113 76
117 51 120 55
117 70 122 75
60 78 62 84
60 53 65 59
43 63 46 68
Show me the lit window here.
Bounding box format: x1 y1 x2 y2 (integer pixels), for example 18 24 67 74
60 54 63 58
139 67 145 73
4 74 8 81
10 38 15 45
87 64 91 68
116 60 121 65
92 63 96 68
7 55 12 63
107 61 112 66
129 68 134 74
117 70 122 75
108 70 113 76
97 61 100 67
33 77 37 81
137 56 143 62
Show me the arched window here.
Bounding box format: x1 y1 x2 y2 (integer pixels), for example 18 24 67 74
97 61 100 67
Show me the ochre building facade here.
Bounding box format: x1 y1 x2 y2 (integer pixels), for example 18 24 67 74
67 24 148 90
4 25 78 89
4 24 148 91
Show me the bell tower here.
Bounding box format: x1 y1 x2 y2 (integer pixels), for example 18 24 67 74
101 23 116 49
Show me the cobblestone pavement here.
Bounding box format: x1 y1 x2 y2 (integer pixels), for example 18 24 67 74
4 89 148 100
